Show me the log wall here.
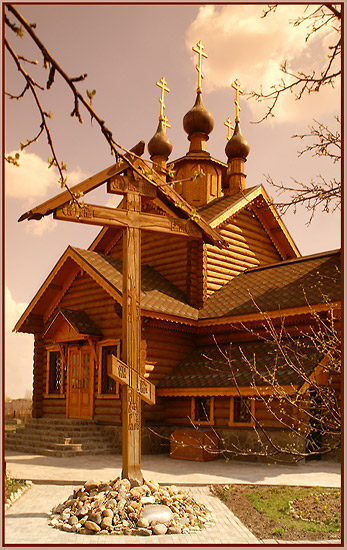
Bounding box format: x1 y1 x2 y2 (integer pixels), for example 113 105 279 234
59 272 122 339
32 333 45 418
205 207 282 296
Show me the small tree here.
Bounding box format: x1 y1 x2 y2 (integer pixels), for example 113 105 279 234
248 4 341 222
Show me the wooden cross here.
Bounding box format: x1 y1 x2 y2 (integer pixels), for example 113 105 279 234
224 116 234 140
21 140 224 483
156 77 170 120
52 162 206 484
192 40 208 93
231 78 243 123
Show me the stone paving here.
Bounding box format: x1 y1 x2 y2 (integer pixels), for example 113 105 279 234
4 484 258 545
4 452 342 546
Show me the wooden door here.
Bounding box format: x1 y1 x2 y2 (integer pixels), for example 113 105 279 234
68 347 94 419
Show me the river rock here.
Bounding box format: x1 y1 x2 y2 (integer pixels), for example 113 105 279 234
140 495 155 505
102 509 114 518
142 504 172 523
68 515 78 525
84 480 99 492
134 528 152 536
88 512 102 525
84 520 101 532
101 516 113 530
136 517 149 528
152 523 168 535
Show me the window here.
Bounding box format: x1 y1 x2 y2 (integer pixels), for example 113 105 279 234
47 350 63 395
191 396 214 425
229 396 254 426
98 340 120 396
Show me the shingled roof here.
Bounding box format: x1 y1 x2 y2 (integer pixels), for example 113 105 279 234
157 337 324 391
66 248 199 320
45 308 102 337
199 249 341 321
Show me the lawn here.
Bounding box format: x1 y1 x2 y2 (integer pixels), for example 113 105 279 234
212 484 341 541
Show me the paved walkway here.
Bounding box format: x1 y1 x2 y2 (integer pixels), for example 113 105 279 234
4 451 341 547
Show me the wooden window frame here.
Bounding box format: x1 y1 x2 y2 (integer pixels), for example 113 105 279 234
229 396 255 427
191 396 215 426
97 339 120 398
44 345 65 398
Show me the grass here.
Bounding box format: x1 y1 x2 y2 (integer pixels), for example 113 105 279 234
4 471 26 501
242 485 340 534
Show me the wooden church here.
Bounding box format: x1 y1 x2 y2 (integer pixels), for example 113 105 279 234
13 43 341 463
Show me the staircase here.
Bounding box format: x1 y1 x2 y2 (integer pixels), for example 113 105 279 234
5 418 117 457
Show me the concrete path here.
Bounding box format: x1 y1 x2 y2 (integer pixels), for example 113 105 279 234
5 450 341 487
4 451 341 547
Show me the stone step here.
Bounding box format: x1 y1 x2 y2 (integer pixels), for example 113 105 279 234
5 418 117 457
6 431 111 444
5 441 116 457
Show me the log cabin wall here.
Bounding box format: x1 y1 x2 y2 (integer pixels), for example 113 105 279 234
107 231 190 296
143 325 196 386
162 395 301 429
206 207 282 296
32 333 45 418
41 271 123 421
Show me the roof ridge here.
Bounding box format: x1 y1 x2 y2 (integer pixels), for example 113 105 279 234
244 248 341 275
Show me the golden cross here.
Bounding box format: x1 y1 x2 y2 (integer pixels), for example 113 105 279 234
224 117 234 140
162 115 171 131
192 40 208 93
156 77 170 120
231 78 243 122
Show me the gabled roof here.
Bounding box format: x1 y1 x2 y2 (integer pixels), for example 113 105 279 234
157 337 325 394
44 309 102 339
199 249 341 322
198 184 300 260
15 247 340 334
14 246 198 334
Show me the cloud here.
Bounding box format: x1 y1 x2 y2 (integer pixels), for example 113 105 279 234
5 149 87 201
186 4 340 122
5 287 33 399
24 215 58 237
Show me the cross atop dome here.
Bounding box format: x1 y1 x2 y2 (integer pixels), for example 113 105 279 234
192 40 208 93
156 77 170 121
231 78 243 123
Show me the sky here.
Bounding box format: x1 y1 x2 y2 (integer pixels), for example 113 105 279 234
3 2 341 399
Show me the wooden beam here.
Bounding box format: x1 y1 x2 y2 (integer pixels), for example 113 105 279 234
54 203 203 239
157 385 299 398
108 355 155 405
108 175 157 199
18 141 145 222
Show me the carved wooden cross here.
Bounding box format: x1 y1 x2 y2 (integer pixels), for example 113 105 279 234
192 40 208 93
20 142 223 483
53 163 204 483
231 78 243 123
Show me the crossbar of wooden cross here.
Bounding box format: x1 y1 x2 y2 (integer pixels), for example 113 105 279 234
108 355 155 406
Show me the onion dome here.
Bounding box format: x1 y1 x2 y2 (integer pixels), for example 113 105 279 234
225 120 250 161
183 92 214 137
148 119 172 160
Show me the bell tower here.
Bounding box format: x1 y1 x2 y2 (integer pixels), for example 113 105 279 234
172 41 225 208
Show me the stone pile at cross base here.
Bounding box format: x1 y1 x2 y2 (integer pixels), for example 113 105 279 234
50 477 215 536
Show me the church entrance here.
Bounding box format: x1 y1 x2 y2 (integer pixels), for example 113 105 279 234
67 346 94 419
